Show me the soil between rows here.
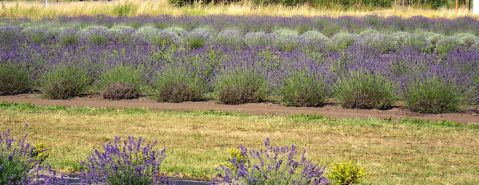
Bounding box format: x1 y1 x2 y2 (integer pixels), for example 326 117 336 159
0 94 478 124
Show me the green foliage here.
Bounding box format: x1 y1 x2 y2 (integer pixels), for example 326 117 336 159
331 32 359 51
58 28 79 46
96 65 144 93
155 66 206 103
40 66 92 99
335 72 395 109
79 26 111 46
0 152 29 184
405 78 461 114
0 63 31 95
215 69 268 104
112 3 137 17
280 71 327 107
102 83 141 100
328 161 366 185
273 29 300 51
32 143 49 163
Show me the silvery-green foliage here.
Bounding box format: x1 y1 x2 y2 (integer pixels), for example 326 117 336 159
79 26 111 45
273 29 300 51
109 25 136 44
391 32 429 51
21 24 59 43
299 30 330 50
359 30 395 53
215 29 244 48
157 30 183 47
186 28 212 49
243 31 270 48
421 32 444 51
134 26 160 43
163 26 187 37
434 33 477 57
58 27 80 45
331 32 358 51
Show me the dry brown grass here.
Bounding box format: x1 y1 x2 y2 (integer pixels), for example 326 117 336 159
0 103 478 184
0 0 476 19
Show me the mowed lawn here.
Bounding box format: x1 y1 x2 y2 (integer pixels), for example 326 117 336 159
0 103 478 184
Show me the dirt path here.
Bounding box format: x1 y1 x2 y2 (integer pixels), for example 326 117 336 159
1 94 478 124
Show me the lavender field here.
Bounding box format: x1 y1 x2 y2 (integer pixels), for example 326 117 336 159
1 15 479 113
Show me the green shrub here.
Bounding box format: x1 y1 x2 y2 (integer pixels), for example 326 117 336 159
186 28 211 49
280 72 327 107
215 69 268 104
273 29 300 51
335 72 395 109
243 32 270 48
391 32 428 51
40 66 92 99
0 63 31 95
299 30 331 51
109 25 136 44
405 78 461 114
434 33 478 57
96 65 144 99
79 26 111 45
58 27 80 46
359 30 395 53
328 160 366 185
155 67 206 103
331 32 359 51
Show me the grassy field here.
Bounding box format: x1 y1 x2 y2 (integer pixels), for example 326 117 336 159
0 0 475 19
0 102 478 184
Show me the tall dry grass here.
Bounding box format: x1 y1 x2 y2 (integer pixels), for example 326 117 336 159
0 0 476 19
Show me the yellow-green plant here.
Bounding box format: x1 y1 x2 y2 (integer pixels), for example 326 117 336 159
328 160 366 185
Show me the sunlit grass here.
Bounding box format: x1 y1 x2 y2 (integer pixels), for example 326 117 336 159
0 102 478 184
0 0 476 19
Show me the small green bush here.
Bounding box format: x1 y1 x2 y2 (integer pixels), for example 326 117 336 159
280 72 327 107
0 63 31 95
328 160 366 185
96 65 144 93
405 78 461 114
215 69 268 104
331 32 359 51
97 65 144 100
186 28 211 49
58 28 80 46
335 72 395 109
155 67 206 103
40 66 92 99
273 29 300 51
79 26 111 46
112 3 137 17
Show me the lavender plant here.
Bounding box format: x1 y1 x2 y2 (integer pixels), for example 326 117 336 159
155 66 206 103
80 136 168 185
212 138 329 185
0 129 59 185
405 78 462 114
0 63 31 95
215 69 268 105
280 71 327 107
40 66 92 99
335 72 395 109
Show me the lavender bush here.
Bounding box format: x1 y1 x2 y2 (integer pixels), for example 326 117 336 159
0 130 59 185
212 138 329 185
280 71 327 107
80 136 168 185
405 78 461 113
215 69 268 105
0 63 31 95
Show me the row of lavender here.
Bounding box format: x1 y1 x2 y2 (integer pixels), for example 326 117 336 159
0 22 478 113
4 15 479 36
1 129 362 185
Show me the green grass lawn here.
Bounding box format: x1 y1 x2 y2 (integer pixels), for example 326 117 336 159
0 102 478 184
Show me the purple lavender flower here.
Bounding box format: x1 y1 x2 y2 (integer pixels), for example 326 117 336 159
212 138 329 185
80 136 169 185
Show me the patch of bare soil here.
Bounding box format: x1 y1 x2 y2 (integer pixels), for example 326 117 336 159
0 94 478 124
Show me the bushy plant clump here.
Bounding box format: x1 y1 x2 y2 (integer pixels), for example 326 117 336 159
97 65 144 99
0 63 31 95
155 66 206 103
212 138 329 185
0 130 58 184
243 32 270 48
405 78 461 114
215 69 268 105
335 72 395 109
80 136 168 185
40 66 92 99
58 27 80 45
273 29 300 51
327 161 365 185
102 83 140 100
79 26 111 45
299 30 331 51
280 71 327 107
331 32 359 51
186 28 211 49
215 29 244 48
